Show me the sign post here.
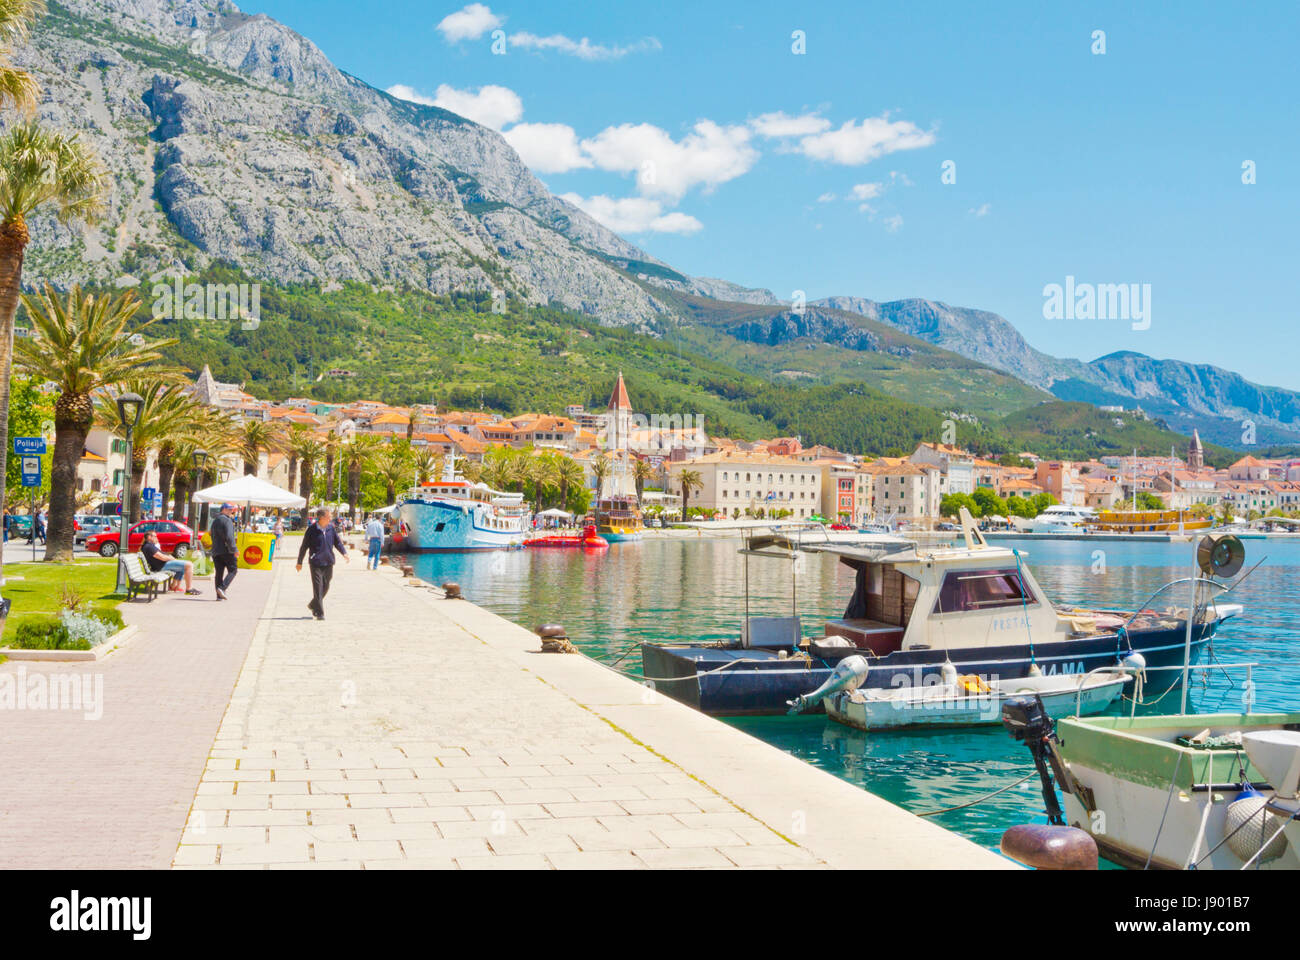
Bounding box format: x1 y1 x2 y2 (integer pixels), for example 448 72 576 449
19 452 41 562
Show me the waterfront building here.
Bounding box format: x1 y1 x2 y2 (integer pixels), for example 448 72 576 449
666 451 823 518
910 442 975 495
862 460 942 522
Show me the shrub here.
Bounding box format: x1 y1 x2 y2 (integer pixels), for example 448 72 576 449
60 609 112 648
10 616 89 651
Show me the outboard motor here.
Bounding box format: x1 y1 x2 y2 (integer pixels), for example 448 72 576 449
786 655 871 715
1002 695 1066 826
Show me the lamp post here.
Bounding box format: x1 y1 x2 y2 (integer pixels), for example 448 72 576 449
113 392 144 594
189 449 208 532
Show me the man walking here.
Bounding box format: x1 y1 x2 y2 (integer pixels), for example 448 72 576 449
210 502 239 600
297 507 349 619
364 513 385 570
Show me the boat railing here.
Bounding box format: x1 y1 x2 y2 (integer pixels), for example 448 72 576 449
1073 661 1260 718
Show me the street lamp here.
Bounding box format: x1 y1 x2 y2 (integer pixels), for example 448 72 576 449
113 392 144 594
190 449 209 531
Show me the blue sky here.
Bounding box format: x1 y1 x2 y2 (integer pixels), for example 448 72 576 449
245 0 1299 389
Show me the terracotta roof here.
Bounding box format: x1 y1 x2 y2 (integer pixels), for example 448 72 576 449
607 373 632 411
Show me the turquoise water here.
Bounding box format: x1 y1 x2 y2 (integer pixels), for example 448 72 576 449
410 535 1300 855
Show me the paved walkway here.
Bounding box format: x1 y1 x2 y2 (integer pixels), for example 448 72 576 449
0 562 272 869
175 555 1012 870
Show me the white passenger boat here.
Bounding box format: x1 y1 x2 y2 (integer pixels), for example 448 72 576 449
397 457 530 552
1021 504 1096 533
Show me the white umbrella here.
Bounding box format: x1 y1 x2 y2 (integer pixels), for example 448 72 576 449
536 508 573 518
193 474 306 509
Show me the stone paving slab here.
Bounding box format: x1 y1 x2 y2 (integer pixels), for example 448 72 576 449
175 558 1013 870
0 562 273 869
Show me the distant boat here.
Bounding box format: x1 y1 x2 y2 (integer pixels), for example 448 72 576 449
524 524 609 550
1086 508 1213 534
594 495 643 543
397 457 529 552
1022 504 1096 533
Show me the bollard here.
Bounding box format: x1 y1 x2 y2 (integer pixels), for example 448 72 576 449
1000 824 1098 870
536 623 575 654
442 582 462 599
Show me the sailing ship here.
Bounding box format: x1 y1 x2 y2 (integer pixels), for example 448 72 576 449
397 457 530 551
639 511 1246 716
1086 509 1213 534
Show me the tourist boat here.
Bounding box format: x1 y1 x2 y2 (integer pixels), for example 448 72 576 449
1086 508 1213 535
789 657 1132 730
524 524 609 550
1011 691 1300 869
594 495 643 543
397 457 530 551
1022 504 1096 533
639 512 1247 716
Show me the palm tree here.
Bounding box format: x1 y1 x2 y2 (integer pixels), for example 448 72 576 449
528 455 560 510
677 468 703 517
94 378 192 528
0 0 44 114
343 435 379 518
323 431 340 501
283 423 314 496
298 436 323 509
590 455 612 500
555 456 585 514
0 124 106 570
237 418 282 477
632 456 655 505
15 287 172 562
412 446 440 485
375 440 413 505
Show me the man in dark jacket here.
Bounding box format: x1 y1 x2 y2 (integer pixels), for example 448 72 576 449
210 502 240 600
297 507 349 619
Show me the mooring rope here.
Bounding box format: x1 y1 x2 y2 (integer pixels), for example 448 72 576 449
914 772 1038 818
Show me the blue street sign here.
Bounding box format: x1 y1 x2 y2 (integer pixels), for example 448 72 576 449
142 487 157 502
13 436 45 456
20 455 41 488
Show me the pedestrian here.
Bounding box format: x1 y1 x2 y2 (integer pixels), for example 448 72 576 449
273 515 285 557
142 531 201 595
210 502 239 600
34 509 46 544
2 508 8 543
297 507 349 619
364 513 385 570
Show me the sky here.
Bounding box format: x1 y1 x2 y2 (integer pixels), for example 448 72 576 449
243 0 1300 389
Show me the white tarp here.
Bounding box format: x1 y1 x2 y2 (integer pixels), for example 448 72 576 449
192 474 306 509
536 508 573 518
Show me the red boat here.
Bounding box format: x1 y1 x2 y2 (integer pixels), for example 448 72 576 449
523 523 609 550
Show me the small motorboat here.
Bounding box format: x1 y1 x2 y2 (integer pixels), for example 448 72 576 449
789 656 1132 731
523 524 609 550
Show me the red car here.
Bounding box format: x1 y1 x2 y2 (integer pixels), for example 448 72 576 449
87 519 195 558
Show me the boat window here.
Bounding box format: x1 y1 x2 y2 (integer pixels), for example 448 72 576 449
933 568 1036 615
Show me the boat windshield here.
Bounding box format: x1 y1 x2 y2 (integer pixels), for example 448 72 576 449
933 568 1036 615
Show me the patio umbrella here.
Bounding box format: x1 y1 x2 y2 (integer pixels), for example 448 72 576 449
192 474 306 510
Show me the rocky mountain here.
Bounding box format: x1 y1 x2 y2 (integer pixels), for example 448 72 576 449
20 0 729 326
818 296 1300 447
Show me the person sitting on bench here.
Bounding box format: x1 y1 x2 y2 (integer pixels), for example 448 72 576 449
142 532 200 595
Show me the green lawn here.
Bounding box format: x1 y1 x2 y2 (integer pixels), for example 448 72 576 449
1 558 123 644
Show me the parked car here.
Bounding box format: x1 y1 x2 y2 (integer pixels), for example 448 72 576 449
86 519 195 558
8 514 32 538
74 514 118 545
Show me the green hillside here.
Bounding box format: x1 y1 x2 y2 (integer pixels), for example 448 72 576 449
64 265 1223 463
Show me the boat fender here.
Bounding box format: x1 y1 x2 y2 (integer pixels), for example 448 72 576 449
1000 824 1098 870
785 655 871 715
1224 787 1289 864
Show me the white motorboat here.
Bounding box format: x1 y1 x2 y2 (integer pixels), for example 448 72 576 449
813 660 1131 731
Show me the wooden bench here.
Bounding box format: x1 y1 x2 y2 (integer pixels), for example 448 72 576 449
121 554 173 601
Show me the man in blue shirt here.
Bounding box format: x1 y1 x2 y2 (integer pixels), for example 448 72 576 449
296 506 349 620
364 514 385 570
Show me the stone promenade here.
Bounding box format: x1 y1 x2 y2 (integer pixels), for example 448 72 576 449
171 552 1012 870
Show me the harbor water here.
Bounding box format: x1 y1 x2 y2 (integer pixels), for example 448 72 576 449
410 535 1298 857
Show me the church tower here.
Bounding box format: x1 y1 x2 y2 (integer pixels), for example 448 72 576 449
1188 429 1204 471
606 372 632 454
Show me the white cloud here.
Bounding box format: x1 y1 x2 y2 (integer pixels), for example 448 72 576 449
969 202 991 217
386 84 436 106
409 83 523 130
560 193 703 234
889 170 914 186
750 111 830 138
883 214 904 232
798 115 936 165
850 182 883 201
580 121 758 201
508 32 660 60
436 3 503 42
816 192 837 203
502 123 592 174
